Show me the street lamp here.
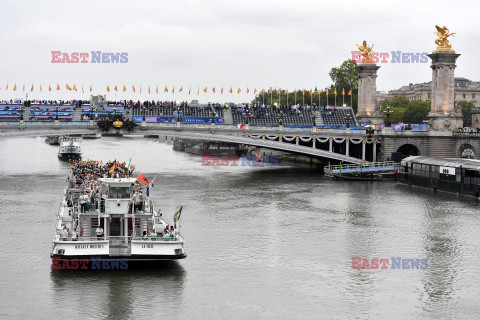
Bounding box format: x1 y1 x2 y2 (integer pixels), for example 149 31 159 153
383 105 393 127
345 113 352 129
210 108 217 127
141 106 146 127
312 112 317 132
277 110 285 130
176 106 182 128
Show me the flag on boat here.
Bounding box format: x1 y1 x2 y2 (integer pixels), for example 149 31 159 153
109 162 115 174
173 206 183 227
149 175 156 188
126 157 132 171
137 173 149 185
237 123 244 129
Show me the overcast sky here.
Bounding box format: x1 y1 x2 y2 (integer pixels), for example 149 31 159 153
0 0 478 103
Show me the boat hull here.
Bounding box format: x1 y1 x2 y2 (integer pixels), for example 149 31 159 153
51 253 187 269
58 152 82 161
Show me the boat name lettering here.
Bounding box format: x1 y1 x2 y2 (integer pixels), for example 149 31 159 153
74 244 104 249
141 244 153 248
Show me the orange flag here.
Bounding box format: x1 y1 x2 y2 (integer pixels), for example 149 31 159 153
156 86 158 94
107 85 110 92
57 84 60 90
179 86 183 92
114 85 118 91
73 84 77 91
221 87 224 94
40 85 42 92
309 89 312 95
5 84 8 90
334 89 337 95
254 88 257 94
237 88 241 94
164 86 168 92
148 86 151 94
123 85 126 92
90 85 93 92
247 88 250 93
30 84 34 92
277 89 280 94
172 86 175 94
268 88 272 94
348 89 352 95
260 89 264 94
229 87 233 93
302 89 305 96
212 87 216 93
14 84 17 91
66 84 72 91
294 90 297 97
132 85 136 93
342 89 345 95
203 86 207 93
286 89 289 94
326 89 329 95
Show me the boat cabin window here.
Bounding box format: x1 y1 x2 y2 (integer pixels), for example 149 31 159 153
108 187 130 199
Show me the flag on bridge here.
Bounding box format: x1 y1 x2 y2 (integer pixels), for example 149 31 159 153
149 175 156 188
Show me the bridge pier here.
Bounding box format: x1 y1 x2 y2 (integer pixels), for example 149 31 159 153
346 140 350 157
373 139 377 162
312 138 316 149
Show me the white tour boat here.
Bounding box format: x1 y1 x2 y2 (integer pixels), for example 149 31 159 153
51 174 186 269
58 137 82 160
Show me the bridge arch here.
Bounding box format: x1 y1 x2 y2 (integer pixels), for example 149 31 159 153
459 143 475 159
396 143 420 157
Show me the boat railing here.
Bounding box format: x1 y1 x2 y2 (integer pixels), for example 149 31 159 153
324 161 400 172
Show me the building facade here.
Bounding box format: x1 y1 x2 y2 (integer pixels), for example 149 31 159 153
377 77 480 107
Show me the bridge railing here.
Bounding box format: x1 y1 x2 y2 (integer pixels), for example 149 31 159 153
452 131 480 137
324 161 400 172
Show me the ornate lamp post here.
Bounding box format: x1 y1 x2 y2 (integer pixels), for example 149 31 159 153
311 111 317 132
345 113 352 129
244 108 252 130
176 106 182 128
141 106 146 127
277 110 285 131
210 108 217 128
383 105 393 127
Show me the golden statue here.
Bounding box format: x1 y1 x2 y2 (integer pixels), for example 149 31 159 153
356 40 374 63
113 119 123 134
435 25 455 51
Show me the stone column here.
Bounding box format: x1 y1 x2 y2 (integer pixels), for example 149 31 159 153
329 137 333 152
373 140 377 163
356 63 383 125
427 51 463 131
345 139 350 156
312 138 316 149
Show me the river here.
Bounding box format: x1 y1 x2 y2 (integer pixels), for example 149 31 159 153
0 136 479 319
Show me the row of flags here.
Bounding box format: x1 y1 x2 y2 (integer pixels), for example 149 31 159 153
0 83 353 96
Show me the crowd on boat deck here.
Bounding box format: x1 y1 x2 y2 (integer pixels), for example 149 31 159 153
69 159 136 186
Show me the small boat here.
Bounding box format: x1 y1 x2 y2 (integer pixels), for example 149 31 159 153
45 136 60 145
58 137 82 160
332 173 383 181
82 133 101 139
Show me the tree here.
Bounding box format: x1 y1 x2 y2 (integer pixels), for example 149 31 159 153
458 100 474 127
403 100 431 124
328 59 358 112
